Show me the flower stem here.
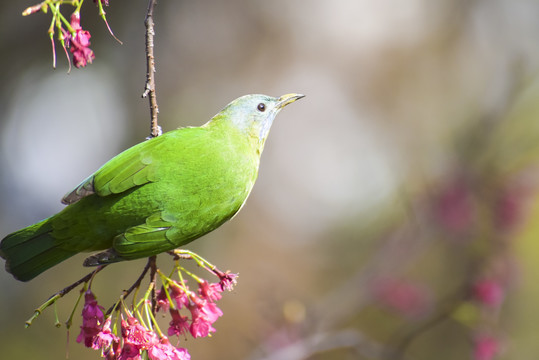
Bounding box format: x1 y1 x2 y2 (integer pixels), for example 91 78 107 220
65 282 88 330
25 266 106 327
106 257 153 315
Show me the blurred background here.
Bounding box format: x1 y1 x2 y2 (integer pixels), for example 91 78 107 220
2 0 539 359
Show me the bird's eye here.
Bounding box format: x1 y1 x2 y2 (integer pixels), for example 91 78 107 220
257 103 266 112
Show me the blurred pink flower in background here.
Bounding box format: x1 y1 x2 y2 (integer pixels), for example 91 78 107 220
473 334 500 360
472 279 505 308
433 176 476 236
370 277 432 319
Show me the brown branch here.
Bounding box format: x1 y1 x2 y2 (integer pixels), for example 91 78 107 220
25 266 107 327
149 255 158 314
106 257 153 315
142 0 161 138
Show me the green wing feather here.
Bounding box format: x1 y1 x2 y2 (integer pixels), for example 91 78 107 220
62 135 165 204
113 212 174 258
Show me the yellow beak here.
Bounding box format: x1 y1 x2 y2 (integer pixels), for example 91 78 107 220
276 93 305 109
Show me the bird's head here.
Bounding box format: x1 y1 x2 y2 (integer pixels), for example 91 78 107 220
211 93 304 148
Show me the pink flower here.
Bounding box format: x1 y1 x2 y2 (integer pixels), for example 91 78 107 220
473 335 500 360
77 289 105 347
494 184 529 232
156 287 171 313
434 177 475 235
187 295 223 338
121 315 159 350
371 278 431 319
68 12 95 68
92 317 119 351
168 309 190 337
118 343 142 360
148 337 190 360
104 339 122 360
104 335 122 360
191 295 223 322
201 301 223 323
216 270 238 291
170 281 190 309
198 280 223 302
472 280 504 308
157 282 190 312
189 315 216 338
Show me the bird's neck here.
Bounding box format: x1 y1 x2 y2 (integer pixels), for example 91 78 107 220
205 115 266 157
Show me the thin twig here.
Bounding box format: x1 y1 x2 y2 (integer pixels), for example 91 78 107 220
25 266 107 327
106 257 153 315
142 0 161 138
148 256 158 314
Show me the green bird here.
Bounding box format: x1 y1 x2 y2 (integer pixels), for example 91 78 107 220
0 93 304 282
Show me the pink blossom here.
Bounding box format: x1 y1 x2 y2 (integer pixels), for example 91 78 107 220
156 287 171 313
148 337 190 360
68 12 95 68
371 278 431 319
198 280 223 302
103 335 122 360
157 282 190 312
472 280 504 308
169 281 190 309
104 339 122 360
168 309 190 337
189 315 216 338
187 295 223 338
188 302 213 338
121 315 159 350
216 270 238 291
201 301 223 323
434 177 475 235
77 289 105 347
191 295 223 323
473 335 500 360
118 343 142 360
92 317 119 351
494 185 528 232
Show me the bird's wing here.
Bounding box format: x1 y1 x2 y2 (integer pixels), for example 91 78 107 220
111 205 222 261
84 212 186 265
113 211 178 258
62 135 166 204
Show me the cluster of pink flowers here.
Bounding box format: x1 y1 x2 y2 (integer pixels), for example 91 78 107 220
469 277 507 360
157 273 237 339
76 289 190 360
77 290 106 347
120 315 190 360
23 0 115 69
63 12 95 68
76 271 237 360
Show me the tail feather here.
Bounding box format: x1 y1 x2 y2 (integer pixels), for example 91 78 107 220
0 219 76 282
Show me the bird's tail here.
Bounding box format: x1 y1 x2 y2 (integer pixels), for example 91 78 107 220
0 219 76 282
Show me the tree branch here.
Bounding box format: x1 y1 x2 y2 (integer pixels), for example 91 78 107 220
25 266 107 327
106 257 153 315
142 0 161 138
149 255 158 313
